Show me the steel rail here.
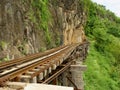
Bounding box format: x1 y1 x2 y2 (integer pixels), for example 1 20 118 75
0 42 87 86
30 45 76 78
0 46 69 77
0 45 75 85
0 45 67 71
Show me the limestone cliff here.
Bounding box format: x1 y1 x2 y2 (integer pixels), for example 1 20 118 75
0 0 86 61
49 0 86 45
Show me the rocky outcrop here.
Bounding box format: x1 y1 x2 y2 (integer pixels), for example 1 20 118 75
0 0 88 89
0 0 47 60
0 0 34 60
0 0 87 61
49 0 86 45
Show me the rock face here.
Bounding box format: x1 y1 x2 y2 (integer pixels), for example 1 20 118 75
0 0 86 60
0 0 34 60
49 0 86 45
0 0 88 89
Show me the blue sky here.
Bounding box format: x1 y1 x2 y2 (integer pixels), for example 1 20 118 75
92 0 120 17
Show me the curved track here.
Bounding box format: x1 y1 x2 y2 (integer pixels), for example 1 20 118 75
0 43 79 86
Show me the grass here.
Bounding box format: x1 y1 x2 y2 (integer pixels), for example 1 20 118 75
84 41 119 90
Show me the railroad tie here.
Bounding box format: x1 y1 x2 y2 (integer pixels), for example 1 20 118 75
20 75 31 83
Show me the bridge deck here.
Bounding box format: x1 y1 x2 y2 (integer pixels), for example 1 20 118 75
0 41 89 90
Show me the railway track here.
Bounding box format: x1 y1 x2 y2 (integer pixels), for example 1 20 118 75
0 43 80 86
0 45 67 71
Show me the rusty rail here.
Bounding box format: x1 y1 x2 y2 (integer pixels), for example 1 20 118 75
0 44 78 86
0 41 89 87
0 45 66 71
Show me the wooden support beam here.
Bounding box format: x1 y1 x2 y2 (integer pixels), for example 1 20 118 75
20 75 31 79
38 72 44 80
20 75 31 83
60 59 63 64
30 76 37 83
32 69 40 72
49 67 52 73
26 71 34 75
52 64 57 70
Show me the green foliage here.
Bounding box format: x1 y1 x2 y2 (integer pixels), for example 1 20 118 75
0 57 9 62
29 0 52 45
0 41 8 50
84 42 119 90
55 37 61 46
107 26 120 38
83 0 120 90
39 47 46 52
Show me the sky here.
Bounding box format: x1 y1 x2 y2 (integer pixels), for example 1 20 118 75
91 0 120 17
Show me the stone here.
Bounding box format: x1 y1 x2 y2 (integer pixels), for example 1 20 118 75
70 65 87 71
70 64 87 90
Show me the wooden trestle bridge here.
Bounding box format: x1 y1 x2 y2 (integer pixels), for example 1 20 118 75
0 41 89 90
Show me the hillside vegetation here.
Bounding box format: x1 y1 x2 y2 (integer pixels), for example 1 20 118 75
83 0 120 90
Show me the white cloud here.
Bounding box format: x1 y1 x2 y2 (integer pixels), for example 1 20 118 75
91 0 120 17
